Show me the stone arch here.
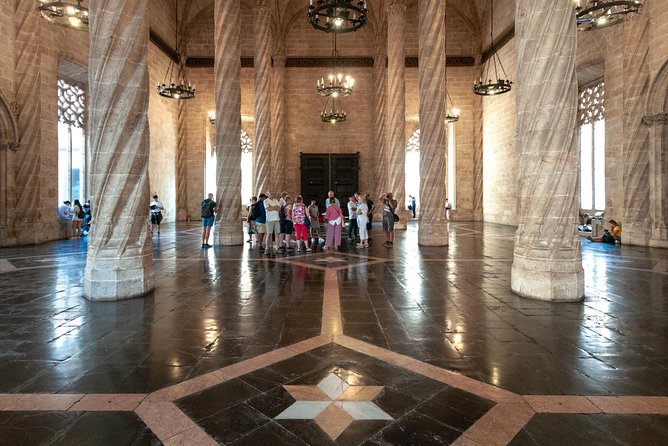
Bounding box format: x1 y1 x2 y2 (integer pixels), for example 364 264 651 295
0 88 19 244
645 59 668 247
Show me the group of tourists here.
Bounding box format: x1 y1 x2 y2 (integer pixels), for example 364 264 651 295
198 190 399 251
58 199 91 239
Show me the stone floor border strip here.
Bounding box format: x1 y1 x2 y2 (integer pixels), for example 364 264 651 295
322 269 342 337
586 396 668 414
0 393 84 411
135 400 217 445
523 395 602 413
334 335 523 404
451 402 535 446
68 393 147 412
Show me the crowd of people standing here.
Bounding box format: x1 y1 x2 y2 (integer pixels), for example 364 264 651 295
58 199 92 239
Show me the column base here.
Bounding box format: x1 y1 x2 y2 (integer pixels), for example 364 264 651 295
418 220 449 246
511 255 583 302
214 222 244 246
84 253 153 301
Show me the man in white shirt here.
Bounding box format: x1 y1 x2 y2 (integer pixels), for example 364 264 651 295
149 194 164 235
264 192 281 253
325 190 340 208
347 195 358 243
58 200 72 239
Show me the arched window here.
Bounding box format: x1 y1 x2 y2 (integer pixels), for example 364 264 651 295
405 126 456 212
57 79 86 203
579 81 605 210
204 128 253 203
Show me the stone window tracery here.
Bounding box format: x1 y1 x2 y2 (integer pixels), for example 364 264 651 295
407 129 420 153
58 79 85 129
241 129 252 154
579 82 605 125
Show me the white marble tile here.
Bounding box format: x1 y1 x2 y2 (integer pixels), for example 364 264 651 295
336 401 393 420
317 373 349 400
275 401 332 420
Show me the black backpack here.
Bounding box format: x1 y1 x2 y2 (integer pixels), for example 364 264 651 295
249 203 261 221
201 200 214 218
279 205 287 220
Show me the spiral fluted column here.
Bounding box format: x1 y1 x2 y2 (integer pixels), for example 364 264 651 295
472 59 484 221
175 99 188 221
511 0 583 301
214 0 243 245
417 0 448 245
253 0 272 196
373 51 388 197
84 0 153 300
271 52 286 193
13 0 41 243
387 0 407 226
621 14 651 246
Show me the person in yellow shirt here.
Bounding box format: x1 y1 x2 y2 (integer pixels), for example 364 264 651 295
587 220 621 244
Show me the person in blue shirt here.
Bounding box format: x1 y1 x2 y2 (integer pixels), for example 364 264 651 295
255 193 268 251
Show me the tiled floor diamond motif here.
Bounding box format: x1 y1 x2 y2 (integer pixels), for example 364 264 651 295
276 371 392 439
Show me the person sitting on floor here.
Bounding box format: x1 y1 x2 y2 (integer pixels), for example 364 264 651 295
587 220 621 244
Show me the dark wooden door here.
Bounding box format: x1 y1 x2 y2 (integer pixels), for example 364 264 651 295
300 153 358 215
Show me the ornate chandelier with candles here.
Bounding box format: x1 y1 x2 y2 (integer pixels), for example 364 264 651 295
575 0 643 31
316 35 354 99
473 0 512 96
36 1 89 30
156 0 195 100
308 0 368 33
321 96 347 123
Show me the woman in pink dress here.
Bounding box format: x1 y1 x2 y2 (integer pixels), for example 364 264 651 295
324 198 344 251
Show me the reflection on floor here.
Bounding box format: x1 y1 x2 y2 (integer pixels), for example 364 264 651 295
0 222 666 445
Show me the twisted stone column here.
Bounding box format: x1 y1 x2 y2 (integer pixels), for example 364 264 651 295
417 0 448 245
13 0 41 242
214 0 243 245
253 0 272 196
271 52 286 193
373 51 388 197
175 99 188 221
472 58 484 221
511 0 583 301
84 0 153 300
387 0 408 226
621 14 651 246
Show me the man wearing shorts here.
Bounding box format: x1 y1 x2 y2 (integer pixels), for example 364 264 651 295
264 192 281 253
200 193 216 248
255 194 268 250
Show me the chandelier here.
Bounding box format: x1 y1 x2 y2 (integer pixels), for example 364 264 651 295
317 35 354 98
445 68 460 123
473 0 512 96
156 0 195 100
321 96 347 123
308 0 368 33
575 1 643 31
36 1 89 30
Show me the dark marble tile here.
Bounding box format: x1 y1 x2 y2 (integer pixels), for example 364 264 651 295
176 378 261 421
371 410 462 445
197 403 270 445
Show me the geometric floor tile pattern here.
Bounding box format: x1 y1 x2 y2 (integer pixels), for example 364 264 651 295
1 222 667 444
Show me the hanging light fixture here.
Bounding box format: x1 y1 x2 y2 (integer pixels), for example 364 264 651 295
36 1 89 30
445 68 460 123
308 0 368 33
473 0 512 96
321 96 347 123
157 0 195 100
317 35 355 98
575 1 643 31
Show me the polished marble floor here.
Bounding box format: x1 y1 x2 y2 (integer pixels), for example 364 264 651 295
0 222 667 445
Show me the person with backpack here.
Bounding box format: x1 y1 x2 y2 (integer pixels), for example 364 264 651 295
246 196 258 244
200 193 217 248
149 194 164 235
255 194 268 251
72 199 85 239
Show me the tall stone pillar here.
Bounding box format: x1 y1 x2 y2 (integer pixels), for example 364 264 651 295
387 0 408 226
13 0 41 245
84 0 153 300
417 0 448 246
214 0 243 245
373 28 388 197
621 13 651 246
472 57 484 221
253 0 272 195
175 99 188 221
271 51 286 193
511 0 583 301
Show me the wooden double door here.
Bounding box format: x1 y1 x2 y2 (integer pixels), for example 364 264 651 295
300 153 358 216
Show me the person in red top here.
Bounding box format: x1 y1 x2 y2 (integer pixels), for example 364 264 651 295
292 196 311 252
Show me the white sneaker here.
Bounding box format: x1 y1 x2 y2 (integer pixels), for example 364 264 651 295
296 248 301 252
306 247 311 252
356 243 364 248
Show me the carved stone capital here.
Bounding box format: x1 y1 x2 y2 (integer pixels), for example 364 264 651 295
641 112 668 126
